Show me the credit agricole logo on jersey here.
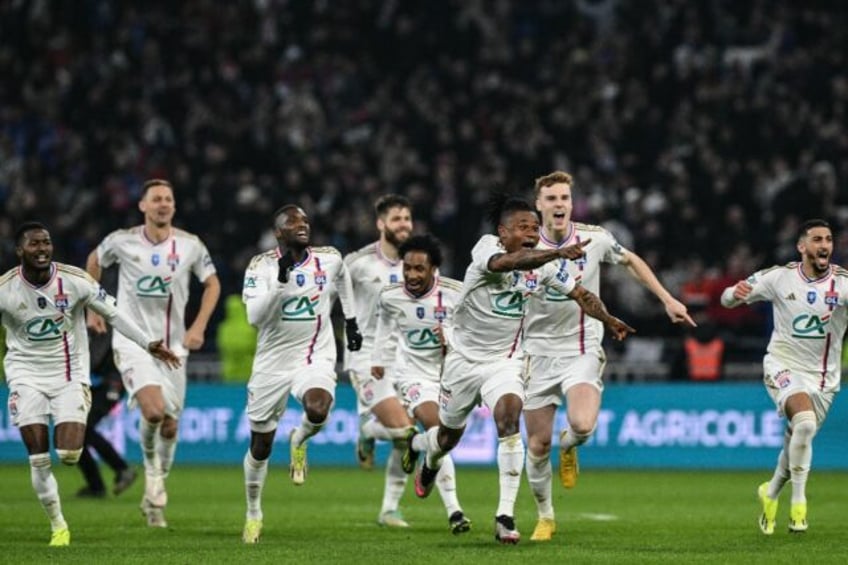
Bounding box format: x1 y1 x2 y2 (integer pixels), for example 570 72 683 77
791 313 830 339
25 315 65 341
543 286 569 302
136 275 173 297
281 295 320 321
490 290 526 318
406 328 441 349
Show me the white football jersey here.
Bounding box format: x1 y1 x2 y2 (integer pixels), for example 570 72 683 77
739 262 848 392
372 276 463 382
447 234 576 362
0 263 120 387
96 226 216 356
524 223 628 356
343 242 403 364
243 246 355 372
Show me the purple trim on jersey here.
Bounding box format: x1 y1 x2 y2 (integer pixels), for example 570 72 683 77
140 226 174 246
374 242 401 266
314 255 324 291
275 247 314 267
17 263 57 289
57 276 71 381
539 223 575 248
305 314 322 365
795 263 832 284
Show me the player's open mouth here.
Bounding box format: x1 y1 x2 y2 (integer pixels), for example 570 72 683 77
35 254 50 264
553 212 566 219
522 241 536 248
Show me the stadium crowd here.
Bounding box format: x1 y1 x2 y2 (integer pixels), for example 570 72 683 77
1 0 847 348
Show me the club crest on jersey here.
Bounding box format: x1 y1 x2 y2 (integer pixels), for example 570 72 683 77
37 297 47 309
524 272 538 290
774 370 791 389
296 273 306 287
314 270 327 286
389 274 399 284
167 253 180 271
825 291 839 307
151 253 160 266
8 391 19 417
416 306 426 319
434 305 447 321
806 291 817 304
54 292 69 311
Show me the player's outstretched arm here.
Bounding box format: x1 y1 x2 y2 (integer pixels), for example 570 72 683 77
622 251 696 327
567 285 636 341
720 280 752 308
487 239 591 272
85 251 108 334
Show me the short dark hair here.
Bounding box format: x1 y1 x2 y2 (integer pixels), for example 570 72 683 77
399 233 443 268
272 204 303 227
141 178 173 198
374 194 411 218
487 192 536 233
798 218 831 241
15 221 49 246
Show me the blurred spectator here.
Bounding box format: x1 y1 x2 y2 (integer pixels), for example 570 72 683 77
1 0 846 355
671 320 726 382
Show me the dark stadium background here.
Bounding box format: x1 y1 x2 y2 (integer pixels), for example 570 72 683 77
1 0 846 381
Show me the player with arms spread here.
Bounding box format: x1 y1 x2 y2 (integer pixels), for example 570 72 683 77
523 171 694 541
722 218 848 535
1 222 179 546
372 234 471 534
86 178 221 528
240 205 361 544
409 194 634 544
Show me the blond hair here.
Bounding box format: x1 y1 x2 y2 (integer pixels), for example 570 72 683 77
534 171 574 198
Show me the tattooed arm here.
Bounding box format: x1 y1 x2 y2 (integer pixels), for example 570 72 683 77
567 285 636 341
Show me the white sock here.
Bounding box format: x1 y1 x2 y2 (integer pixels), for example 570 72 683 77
380 446 409 515
30 453 67 531
526 451 554 519
363 420 391 441
561 426 593 452
435 454 461 517
422 426 446 470
291 413 326 447
156 434 178 479
787 411 817 504
495 433 525 518
244 450 269 520
140 418 161 478
767 430 791 499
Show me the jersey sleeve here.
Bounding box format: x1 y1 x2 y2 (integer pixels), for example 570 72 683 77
242 256 280 327
741 268 779 303
96 231 120 269
192 240 217 283
540 260 577 296
471 235 503 273
333 254 357 320
371 293 398 367
599 228 629 265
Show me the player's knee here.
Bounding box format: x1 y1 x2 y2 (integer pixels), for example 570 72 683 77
160 418 178 439
56 448 83 465
791 411 817 444
569 422 596 445
527 435 552 457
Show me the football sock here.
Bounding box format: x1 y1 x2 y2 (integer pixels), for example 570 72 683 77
787 411 817 504
156 434 177 479
767 430 791 499
291 413 326 447
495 433 525 518
435 454 461 517
380 447 409 515
30 453 67 531
526 451 554 519
244 450 268 520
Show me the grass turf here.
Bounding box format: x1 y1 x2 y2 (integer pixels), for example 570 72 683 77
0 462 846 564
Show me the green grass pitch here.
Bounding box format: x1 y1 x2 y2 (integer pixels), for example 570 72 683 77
0 462 846 564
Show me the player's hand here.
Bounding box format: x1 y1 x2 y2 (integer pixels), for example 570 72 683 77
277 250 295 283
604 316 636 341
665 298 697 327
183 324 205 351
371 366 385 379
147 340 182 369
345 318 363 351
558 238 591 259
732 280 753 301
87 309 108 334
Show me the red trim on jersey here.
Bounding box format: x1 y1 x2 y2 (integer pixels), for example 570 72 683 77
62 331 71 382
820 332 830 391
314 255 324 291
508 316 525 359
305 314 322 365
165 293 173 347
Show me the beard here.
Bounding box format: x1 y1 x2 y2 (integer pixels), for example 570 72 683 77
384 227 410 248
